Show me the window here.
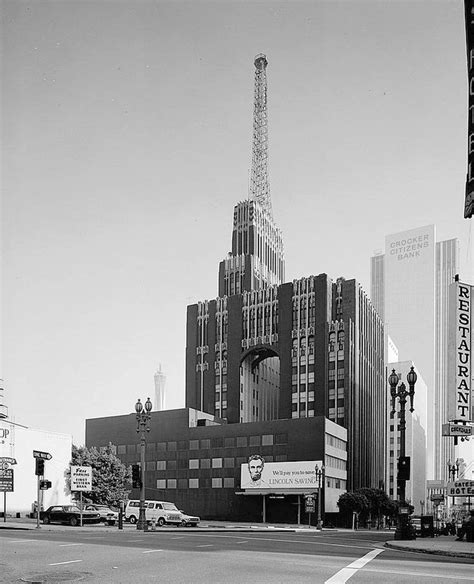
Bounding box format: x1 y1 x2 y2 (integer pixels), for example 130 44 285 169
212 458 223 468
167 442 177 451
189 440 200 450
156 442 166 451
212 478 223 488
200 439 211 449
224 457 234 468
146 443 155 452
117 445 126 454
236 436 248 447
155 460 166 471
275 433 288 444
178 479 187 489
249 435 260 447
189 459 199 469
156 479 166 489
189 478 199 488
262 434 273 446
224 437 235 448
167 479 177 489
223 477 235 488
201 459 211 469
275 454 287 462
167 460 177 470
178 440 187 450
211 437 224 448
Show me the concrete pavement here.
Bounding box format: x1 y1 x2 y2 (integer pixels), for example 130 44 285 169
1 516 473 559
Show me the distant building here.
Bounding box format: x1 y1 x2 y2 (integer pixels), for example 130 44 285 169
154 364 166 411
0 379 7 419
0 418 72 515
371 225 459 480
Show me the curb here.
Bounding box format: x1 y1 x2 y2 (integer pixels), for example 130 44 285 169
384 541 474 559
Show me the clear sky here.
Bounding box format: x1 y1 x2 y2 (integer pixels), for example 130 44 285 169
2 0 473 445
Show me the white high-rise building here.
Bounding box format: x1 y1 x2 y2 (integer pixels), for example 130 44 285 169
371 225 459 481
154 364 166 411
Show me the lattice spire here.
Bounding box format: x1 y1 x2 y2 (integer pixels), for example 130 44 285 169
249 54 272 216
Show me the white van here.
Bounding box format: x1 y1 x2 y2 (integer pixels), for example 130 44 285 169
125 500 185 526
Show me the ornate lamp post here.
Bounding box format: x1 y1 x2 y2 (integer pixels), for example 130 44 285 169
135 397 152 531
315 463 325 531
389 366 417 540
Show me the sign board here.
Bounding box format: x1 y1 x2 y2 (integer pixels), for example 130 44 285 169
240 458 323 491
70 466 92 492
447 480 474 497
464 0 474 218
442 423 473 437
305 494 316 513
0 457 17 465
430 493 445 503
448 281 472 422
0 468 13 492
33 450 52 460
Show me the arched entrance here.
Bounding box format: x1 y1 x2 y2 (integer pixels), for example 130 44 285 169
239 346 280 422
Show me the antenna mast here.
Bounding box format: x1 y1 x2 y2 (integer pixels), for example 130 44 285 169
250 54 272 217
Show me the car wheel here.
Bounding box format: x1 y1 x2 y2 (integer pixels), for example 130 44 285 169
157 517 165 527
69 516 78 527
107 521 115 526
43 516 50 525
129 515 137 524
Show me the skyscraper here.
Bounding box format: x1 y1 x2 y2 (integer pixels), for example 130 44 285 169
186 55 386 490
371 226 459 480
154 364 166 411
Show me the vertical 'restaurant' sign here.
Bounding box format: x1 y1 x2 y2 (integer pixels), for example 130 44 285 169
465 0 474 218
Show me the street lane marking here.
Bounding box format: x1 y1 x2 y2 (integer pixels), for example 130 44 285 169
236 540 248 544
59 543 83 547
325 548 384 584
9 540 36 543
142 549 164 554
171 536 184 539
49 560 83 566
196 544 213 547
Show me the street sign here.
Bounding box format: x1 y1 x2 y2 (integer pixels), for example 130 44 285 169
430 493 445 503
442 423 473 437
33 450 52 460
70 466 92 491
0 457 17 465
305 494 316 513
446 480 474 497
0 469 14 492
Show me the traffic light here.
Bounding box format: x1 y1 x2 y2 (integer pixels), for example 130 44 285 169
40 480 52 490
132 464 141 488
35 458 45 476
398 456 410 481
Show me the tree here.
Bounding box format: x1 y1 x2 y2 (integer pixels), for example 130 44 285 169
68 443 131 507
356 488 392 528
337 491 370 527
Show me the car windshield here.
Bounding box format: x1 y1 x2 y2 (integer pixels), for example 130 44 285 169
162 503 178 511
64 506 80 512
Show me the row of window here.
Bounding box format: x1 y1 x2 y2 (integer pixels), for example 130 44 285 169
116 434 287 455
145 454 288 471
157 477 237 489
325 434 346 451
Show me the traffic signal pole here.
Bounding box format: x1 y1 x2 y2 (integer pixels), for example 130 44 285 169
36 474 40 529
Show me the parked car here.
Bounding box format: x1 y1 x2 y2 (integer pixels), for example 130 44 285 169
84 504 118 526
178 512 200 527
41 505 101 526
125 500 192 526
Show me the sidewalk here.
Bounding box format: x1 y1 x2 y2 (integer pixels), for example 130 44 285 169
385 535 474 559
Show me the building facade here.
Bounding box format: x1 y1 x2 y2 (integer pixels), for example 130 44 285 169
371 225 459 481
86 408 347 523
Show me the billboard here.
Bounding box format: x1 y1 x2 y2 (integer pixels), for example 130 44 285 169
240 457 323 490
448 281 472 422
447 480 474 497
465 0 474 218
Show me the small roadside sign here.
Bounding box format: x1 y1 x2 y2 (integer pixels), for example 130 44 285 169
305 494 316 513
442 423 473 437
70 466 93 492
33 450 52 460
0 469 14 492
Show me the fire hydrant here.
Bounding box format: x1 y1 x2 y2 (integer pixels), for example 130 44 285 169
150 517 157 531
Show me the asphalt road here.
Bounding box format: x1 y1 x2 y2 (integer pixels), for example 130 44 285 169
1 528 473 584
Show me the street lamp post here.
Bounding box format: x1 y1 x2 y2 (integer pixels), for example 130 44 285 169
389 366 417 540
315 464 325 531
135 397 152 531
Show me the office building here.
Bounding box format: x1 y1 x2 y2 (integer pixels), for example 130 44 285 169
371 225 459 480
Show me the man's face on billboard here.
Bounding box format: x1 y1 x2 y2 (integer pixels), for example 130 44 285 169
249 458 264 481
